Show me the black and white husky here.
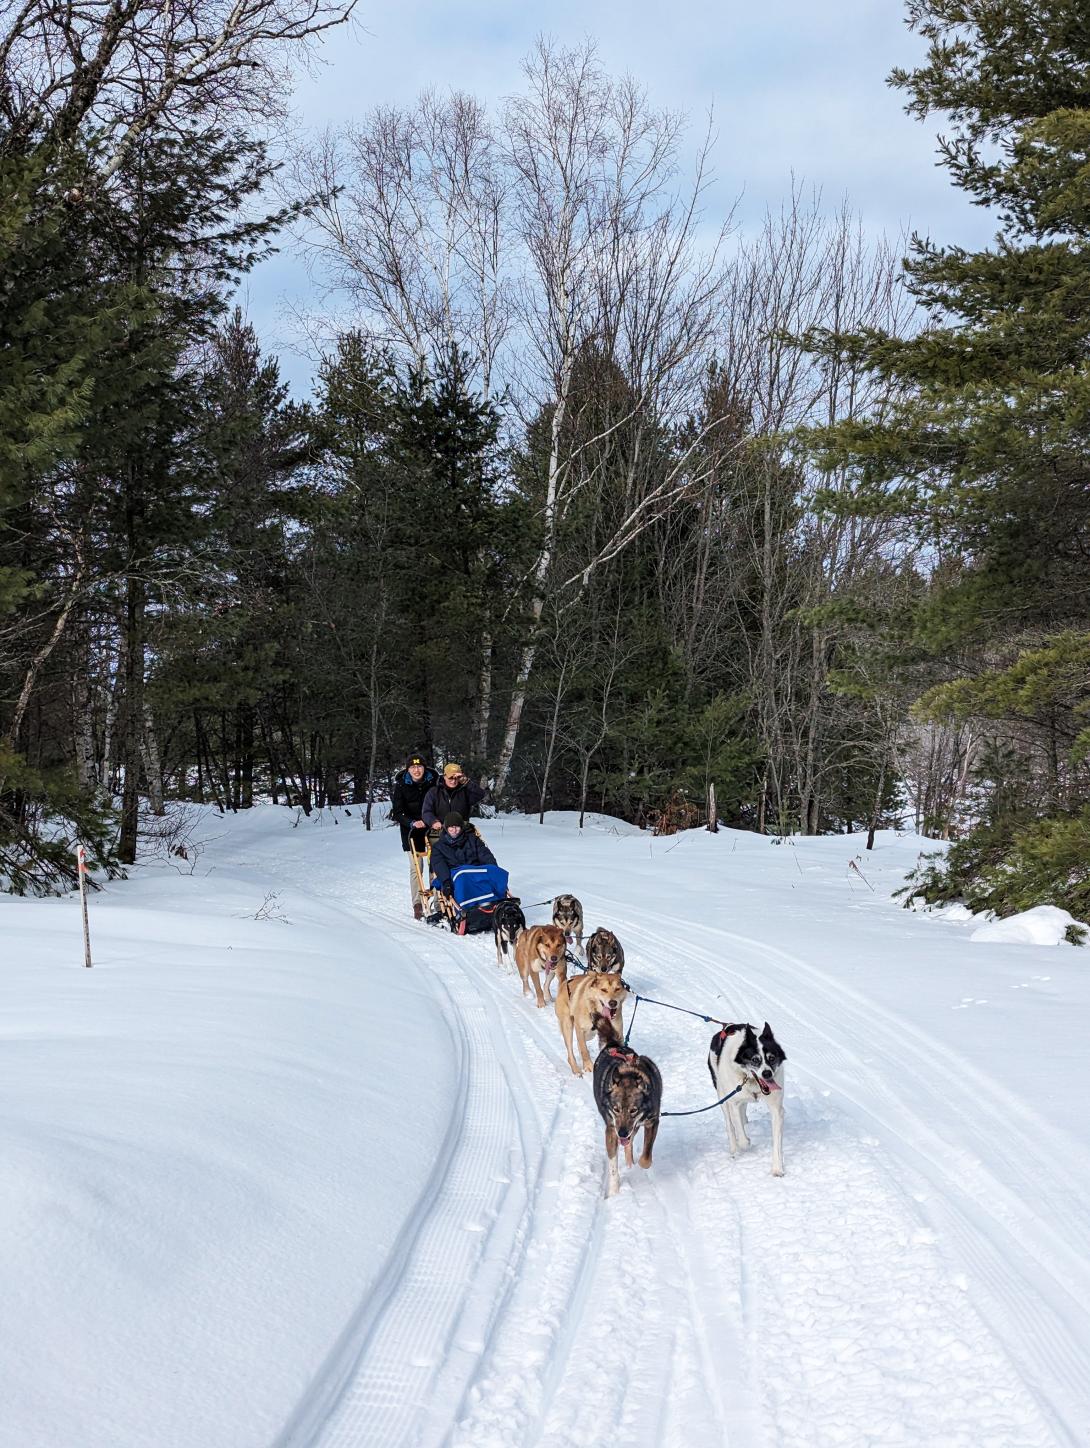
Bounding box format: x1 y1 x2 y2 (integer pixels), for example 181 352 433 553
492 898 527 968
707 1022 786 1176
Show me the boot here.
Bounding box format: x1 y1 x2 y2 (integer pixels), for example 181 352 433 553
413 902 423 921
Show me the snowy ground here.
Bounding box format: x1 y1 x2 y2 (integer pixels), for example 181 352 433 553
3 806 1090 1448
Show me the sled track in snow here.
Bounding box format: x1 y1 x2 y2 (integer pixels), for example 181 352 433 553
271 864 739 1448
276 903 553 1448
271 846 1078 1448
597 893 1090 1447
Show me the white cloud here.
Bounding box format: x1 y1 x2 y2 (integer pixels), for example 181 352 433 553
247 0 993 394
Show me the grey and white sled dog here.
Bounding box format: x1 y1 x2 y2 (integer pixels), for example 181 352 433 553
584 926 624 976
707 1022 786 1176
551 894 584 956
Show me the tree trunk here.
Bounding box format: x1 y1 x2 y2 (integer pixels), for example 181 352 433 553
579 755 591 829
193 711 206 803
73 616 98 792
239 704 254 809
118 572 145 865
706 780 718 833
364 637 380 830
866 756 888 851
141 705 165 816
493 351 573 798
218 711 234 811
103 634 123 796
538 672 567 824
196 714 225 810
475 630 493 762
5 579 82 756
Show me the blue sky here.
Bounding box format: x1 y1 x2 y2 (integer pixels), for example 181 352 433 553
244 0 995 396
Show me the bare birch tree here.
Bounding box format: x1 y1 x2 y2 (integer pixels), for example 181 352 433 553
491 38 734 796
296 90 510 390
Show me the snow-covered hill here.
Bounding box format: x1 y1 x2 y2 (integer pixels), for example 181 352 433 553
3 807 1089 1448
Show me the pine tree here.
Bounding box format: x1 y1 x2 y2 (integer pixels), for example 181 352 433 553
805 0 1090 916
0 140 147 889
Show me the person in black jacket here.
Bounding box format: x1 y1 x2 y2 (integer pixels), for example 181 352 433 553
428 813 498 895
422 761 486 831
390 753 438 918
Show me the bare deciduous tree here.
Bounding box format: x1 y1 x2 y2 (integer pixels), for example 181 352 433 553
1 0 358 171
492 39 735 795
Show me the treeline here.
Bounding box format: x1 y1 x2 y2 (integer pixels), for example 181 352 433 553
2 6 1088 925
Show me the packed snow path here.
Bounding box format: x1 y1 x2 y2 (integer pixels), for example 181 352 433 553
267 813 1090 1448
4 808 1090 1448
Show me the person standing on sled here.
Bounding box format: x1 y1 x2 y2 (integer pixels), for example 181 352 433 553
429 813 498 897
390 753 437 919
422 761 486 834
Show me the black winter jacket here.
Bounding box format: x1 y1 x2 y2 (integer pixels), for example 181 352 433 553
390 767 438 851
422 777 486 828
429 827 498 890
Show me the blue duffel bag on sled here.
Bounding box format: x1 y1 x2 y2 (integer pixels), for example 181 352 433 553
447 863 510 935
451 863 509 908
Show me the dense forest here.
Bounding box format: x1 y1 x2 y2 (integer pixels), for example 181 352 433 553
1 1 1087 922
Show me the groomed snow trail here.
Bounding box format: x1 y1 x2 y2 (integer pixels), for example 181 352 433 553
263 816 1088 1448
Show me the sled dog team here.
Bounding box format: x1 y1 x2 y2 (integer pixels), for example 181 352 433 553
496 891 787 1197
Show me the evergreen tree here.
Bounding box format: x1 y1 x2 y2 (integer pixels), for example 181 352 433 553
806 0 1090 917
0 139 146 889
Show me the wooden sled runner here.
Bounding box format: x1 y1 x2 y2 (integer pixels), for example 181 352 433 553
410 838 451 926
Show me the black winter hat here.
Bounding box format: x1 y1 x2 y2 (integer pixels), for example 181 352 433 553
407 753 426 767
444 812 465 829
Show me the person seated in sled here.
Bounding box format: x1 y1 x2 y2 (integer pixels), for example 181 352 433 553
389 752 438 919
422 761 486 835
429 813 508 913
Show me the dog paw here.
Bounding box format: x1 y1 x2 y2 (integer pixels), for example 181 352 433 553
771 1165 785 1177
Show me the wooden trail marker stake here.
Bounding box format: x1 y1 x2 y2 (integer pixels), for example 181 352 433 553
76 844 92 968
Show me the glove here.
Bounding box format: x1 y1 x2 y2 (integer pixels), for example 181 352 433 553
442 881 454 898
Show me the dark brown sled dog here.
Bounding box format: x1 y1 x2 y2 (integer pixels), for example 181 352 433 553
591 1015 662 1198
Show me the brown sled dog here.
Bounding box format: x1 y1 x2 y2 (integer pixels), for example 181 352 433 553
592 1015 662 1198
554 970 628 1076
514 924 566 1008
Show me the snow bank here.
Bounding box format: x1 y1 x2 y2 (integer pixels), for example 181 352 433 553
970 903 1087 946
0 817 458 1448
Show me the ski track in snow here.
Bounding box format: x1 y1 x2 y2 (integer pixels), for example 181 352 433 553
266 835 1084 1448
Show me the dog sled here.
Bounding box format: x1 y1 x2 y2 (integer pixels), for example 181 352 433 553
411 831 511 935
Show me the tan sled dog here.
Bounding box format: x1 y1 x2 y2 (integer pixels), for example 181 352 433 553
555 970 628 1076
515 924 566 1008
